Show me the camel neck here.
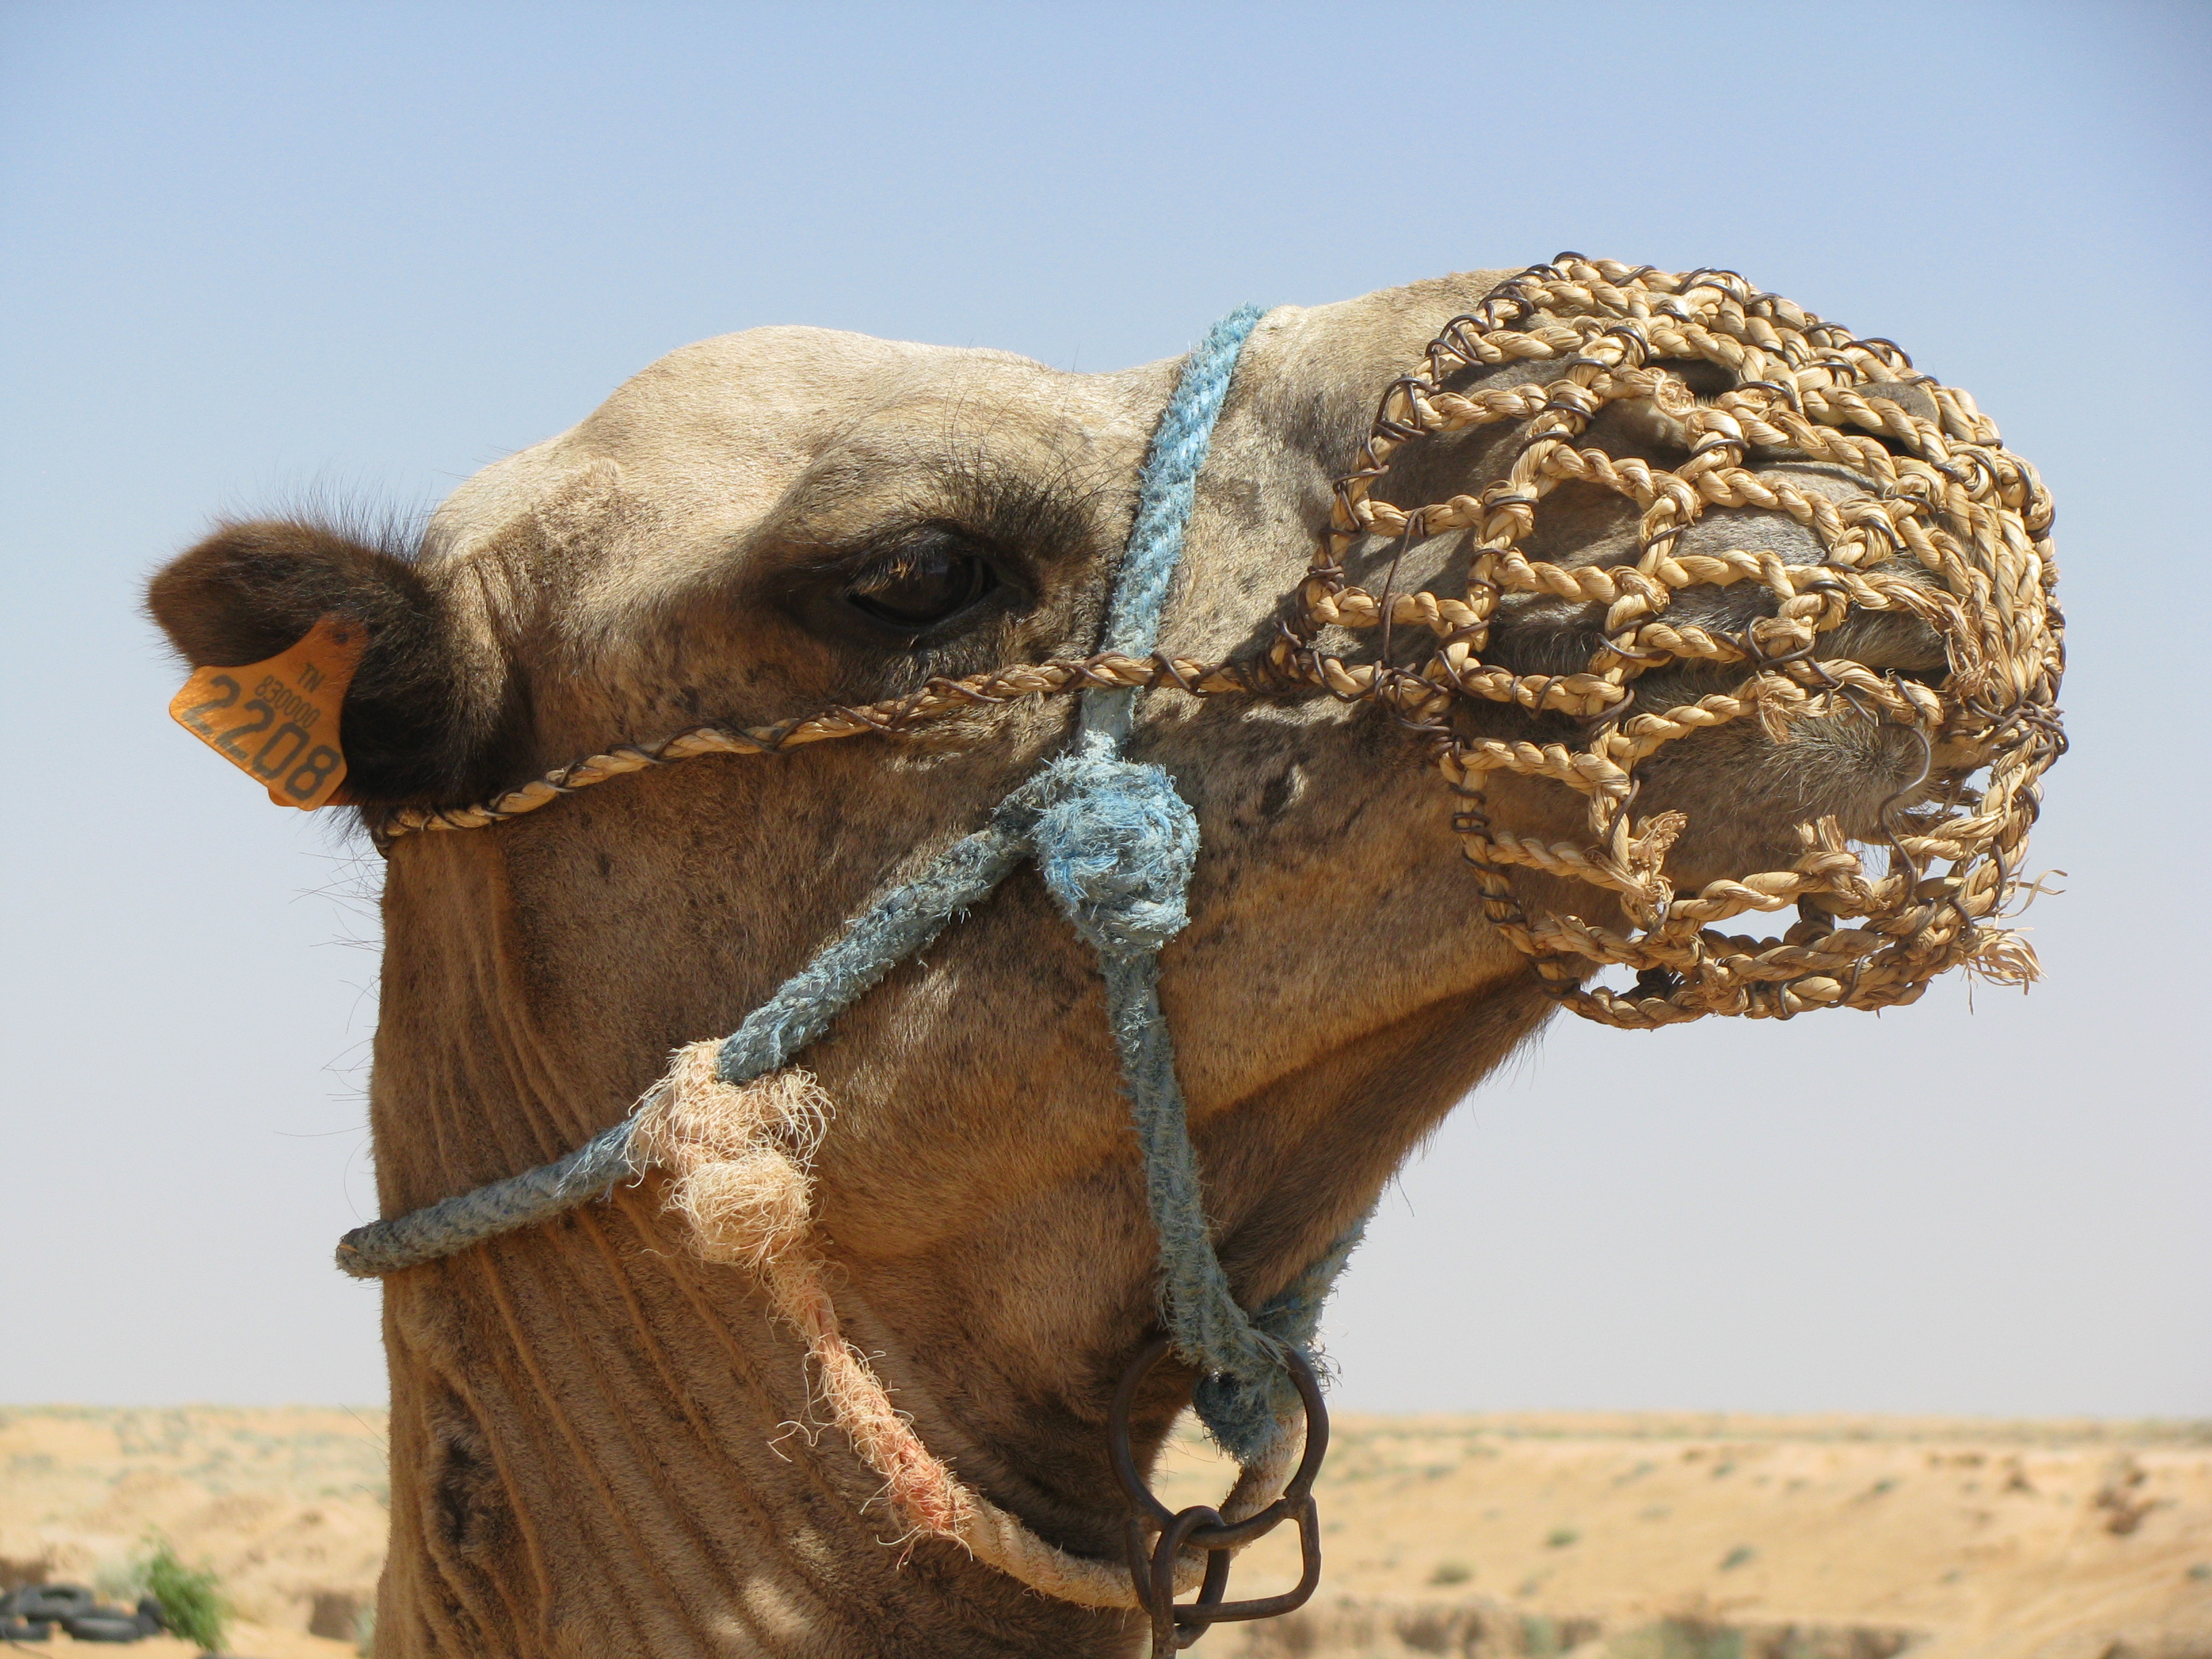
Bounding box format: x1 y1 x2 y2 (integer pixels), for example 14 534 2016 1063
377 1229 1151 1654
365 882 1164 1654
362 819 1557 1656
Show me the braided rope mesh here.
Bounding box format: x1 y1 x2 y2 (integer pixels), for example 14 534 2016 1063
373 257 2064 1032
1287 256 2064 1027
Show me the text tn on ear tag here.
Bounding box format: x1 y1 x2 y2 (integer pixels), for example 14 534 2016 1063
167 617 368 809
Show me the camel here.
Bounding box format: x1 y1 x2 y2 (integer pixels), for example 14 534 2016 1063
146 261 2058 1658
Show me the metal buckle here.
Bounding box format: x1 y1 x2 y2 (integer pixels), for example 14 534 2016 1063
1105 1336 1329 1654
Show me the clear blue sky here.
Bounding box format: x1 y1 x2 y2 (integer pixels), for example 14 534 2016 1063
3 0 2205 1413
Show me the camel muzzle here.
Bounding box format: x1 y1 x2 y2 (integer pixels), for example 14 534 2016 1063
1294 257 2065 1027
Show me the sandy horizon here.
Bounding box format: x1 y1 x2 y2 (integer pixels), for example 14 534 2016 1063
5 1406 2207 1657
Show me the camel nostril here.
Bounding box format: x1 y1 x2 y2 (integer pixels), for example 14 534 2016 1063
1258 763 1305 823
1647 357 1734 399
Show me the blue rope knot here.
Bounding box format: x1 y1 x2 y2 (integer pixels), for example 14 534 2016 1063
1029 750 1199 960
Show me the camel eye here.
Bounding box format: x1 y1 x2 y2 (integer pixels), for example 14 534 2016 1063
845 538 999 632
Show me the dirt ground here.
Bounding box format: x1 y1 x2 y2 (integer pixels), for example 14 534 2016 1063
1158 1412 2212 1659
0 1407 380 1658
3 1406 2207 1657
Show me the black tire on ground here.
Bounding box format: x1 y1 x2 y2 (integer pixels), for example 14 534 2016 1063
12 1585 97 1621
64 1612 146 1642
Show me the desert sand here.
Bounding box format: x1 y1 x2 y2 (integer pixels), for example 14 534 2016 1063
3 1406 2207 1656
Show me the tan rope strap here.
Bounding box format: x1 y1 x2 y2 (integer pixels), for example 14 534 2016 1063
371 652 1273 842
633 1046 1296 1609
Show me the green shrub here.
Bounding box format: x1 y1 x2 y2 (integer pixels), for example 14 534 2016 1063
135 1536 228 1652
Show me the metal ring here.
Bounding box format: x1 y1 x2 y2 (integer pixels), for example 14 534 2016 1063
1106 1336 1331 1652
1108 1337 1328 1534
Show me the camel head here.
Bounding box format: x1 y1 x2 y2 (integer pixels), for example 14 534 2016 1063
146 260 2061 1657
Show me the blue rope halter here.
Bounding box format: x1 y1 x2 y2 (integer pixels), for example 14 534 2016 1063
335 304 1361 1460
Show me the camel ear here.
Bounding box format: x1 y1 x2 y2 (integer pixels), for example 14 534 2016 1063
147 519 516 806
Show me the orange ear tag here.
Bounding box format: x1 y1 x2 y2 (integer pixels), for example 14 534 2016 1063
168 617 368 808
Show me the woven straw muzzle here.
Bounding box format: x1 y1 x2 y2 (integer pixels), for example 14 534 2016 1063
1286 256 2066 1028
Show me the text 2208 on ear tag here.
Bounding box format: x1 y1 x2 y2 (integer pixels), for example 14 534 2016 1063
168 617 367 808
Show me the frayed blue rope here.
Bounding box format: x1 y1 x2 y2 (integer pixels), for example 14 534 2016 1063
1191 1212 1369 1460
1080 302 1265 755
335 1119 643 1277
335 822 1030 1278
715 820 1032 1085
333 300 1364 1463
1029 754 1197 958
1041 302 1353 1457
1099 303 1263 663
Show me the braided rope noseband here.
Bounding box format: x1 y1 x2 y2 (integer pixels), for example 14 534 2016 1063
339 258 2065 1617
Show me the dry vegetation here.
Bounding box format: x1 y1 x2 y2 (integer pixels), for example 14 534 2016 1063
3 1407 2208 1656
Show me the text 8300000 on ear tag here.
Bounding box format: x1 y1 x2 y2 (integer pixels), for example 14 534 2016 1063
168 616 367 808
